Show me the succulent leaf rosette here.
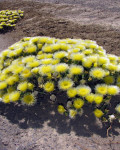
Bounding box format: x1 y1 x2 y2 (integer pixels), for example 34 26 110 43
0 36 120 121
0 10 24 30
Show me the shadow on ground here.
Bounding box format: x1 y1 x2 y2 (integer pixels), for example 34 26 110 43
0 92 119 138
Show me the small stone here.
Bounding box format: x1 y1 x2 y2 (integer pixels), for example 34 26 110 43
50 94 56 101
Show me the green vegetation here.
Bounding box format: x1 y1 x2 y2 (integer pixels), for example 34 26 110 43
0 36 120 122
0 10 24 30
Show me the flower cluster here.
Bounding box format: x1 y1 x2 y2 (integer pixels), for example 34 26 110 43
0 10 24 30
0 36 120 121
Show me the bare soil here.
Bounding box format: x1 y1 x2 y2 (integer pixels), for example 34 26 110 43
0 0 120 150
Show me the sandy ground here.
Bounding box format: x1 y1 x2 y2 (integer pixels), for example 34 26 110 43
0 0 120 150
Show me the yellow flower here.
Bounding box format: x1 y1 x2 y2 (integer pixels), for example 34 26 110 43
115 104 120 113
46 38 55 44
69 48 80 53
52 44 61 51
39 65 53 75
98 57 109 65
37 53 46 60
31 67 39 74
12 65 24 74
22 93 36 106
107 63 118 71
85 39 94 44
31 37 39 43
67 88 77 98
89 43 98 49
42 45 52 53
82 58 92 68
73 98 84 109
55 63 68 73
88 55 98 64
94 94 103 104
43 81 54 92
41 58 53 65
17 82 28 92
75 44 85 50
95 84 108 95
9 64 17 72
45 54 53 59
83 49 93 55
58 78 73 91
104 70 110 76
69 65 84 75
104 76 114 85
17 60 24 65
28 83 34 90
12 75 19 82
27 61 40 68
2 93 10 103
97 50 106 56
107 86 119 95
6 76 15 85
21 69 32 78
69 109 77 119
0 81 7 90
25 45 36 53
10 91 20 102
1 50 10 57
66 38 77 44
47 73 52 79
85 93 95 103
51 59 60 65
22 42 29 47
22 56 35 63
40 37 49 43
90 68 105 79
37 43 43 49
70 53 84 61
94 109 104 118
77 85 91 97
59 40 67 44
53 51 67 59
107 54 118 61
58 105 66 114
8 51 16 57
0 74 7 81
15 48 23 55
2 68 10 74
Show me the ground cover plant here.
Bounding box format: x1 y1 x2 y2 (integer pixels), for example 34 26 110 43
0 10 24 31
0 36 120 122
